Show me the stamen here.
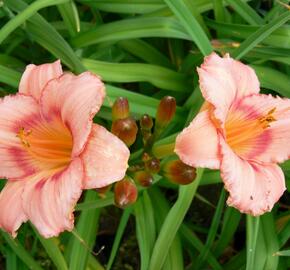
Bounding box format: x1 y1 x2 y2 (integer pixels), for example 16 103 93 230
258 107 277 129
16 127 32 147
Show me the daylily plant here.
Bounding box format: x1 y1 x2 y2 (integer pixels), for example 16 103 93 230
175 52 290 216
0 61 129 238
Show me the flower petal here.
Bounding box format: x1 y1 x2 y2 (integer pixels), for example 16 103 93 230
0 94 40 178
174 110 220 169
19 60 62 101
81 124 129 189
220 137 286 216
0 180 27 237
40 72 105 157
197 52 260 123
22 158 83 238
230 94 290 163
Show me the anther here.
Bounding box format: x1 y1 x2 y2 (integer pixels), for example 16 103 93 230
16 127 32 147
258 107 277 129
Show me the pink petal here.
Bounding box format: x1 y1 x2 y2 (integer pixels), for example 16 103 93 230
81 124 130 189
22 158 83 238
220 137 286 216
230 94 290 163
19 60 62 101
0 180 27 237
40 72 105 157
197 52 260 123
174 110 220 169
0 94 40 178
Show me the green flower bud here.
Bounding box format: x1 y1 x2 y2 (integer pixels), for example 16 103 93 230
112 97 129 121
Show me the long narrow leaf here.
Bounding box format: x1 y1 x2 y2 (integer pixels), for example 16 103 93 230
232 11 290 59
0 0 69 45
106 207 132 270
164 0 212 56
225 0 264 25
33 229 68 270
148 168 204 270
83 58 191 92
1 232 43 270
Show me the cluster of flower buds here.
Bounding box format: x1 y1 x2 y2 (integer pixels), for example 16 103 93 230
131 153 160 187
112 96 194 208
111 97 138 147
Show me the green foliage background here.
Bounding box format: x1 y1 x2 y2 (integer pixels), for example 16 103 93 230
0 0 289 269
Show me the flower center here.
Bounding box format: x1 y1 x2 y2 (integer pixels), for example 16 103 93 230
225 107 276 157
17 117 73 173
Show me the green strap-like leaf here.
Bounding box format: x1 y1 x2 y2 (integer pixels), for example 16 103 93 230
225 0 264 25
0 0 69 45
1 232 44 270
164 0 212 56
232 11 290 59
33 228 68 270
148 168 204 270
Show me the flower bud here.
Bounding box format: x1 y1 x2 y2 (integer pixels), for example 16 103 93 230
144 157 160 174
140 114 153 130
114 177 138 208
156 96 176 128
142 152 150 162
111 117 138 146
133 171 153 187
112 97 129 121
163 160 196 185
140 114 153 143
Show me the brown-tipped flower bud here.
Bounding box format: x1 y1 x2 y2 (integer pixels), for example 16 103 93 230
112 97 129 121
156 96 176 128
142 152 151 162
133 171 153 187
114 177 138 208
140 114 153 143
111 117 138 146
140 114 153 130
96 184 112 198
163 160 196 185
144 157 160 174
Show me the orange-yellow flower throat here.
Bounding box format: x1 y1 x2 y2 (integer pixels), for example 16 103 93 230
225 107 277 157
16 119 73 173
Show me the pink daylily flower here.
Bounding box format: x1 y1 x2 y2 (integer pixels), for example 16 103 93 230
0 60 130 238
175 52 290 216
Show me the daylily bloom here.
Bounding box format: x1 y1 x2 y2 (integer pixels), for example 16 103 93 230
0 60 129 237
175 52 290 216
